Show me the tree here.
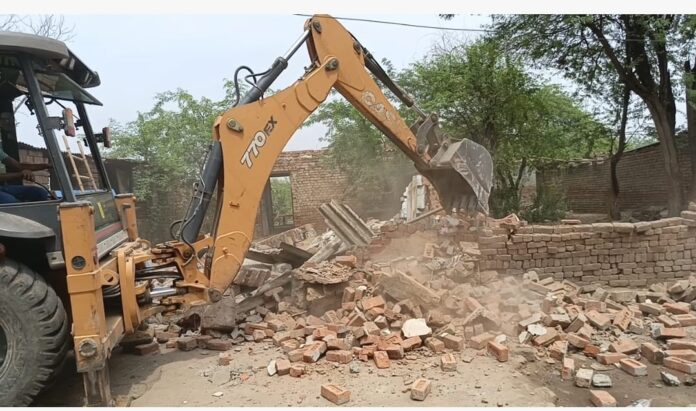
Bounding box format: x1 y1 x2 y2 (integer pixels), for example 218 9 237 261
0 15 74 41
398 38 612 217
491 15 696 215
107 82 237 241
686 57 696 200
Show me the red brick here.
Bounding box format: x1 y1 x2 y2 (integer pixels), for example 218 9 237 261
385 344 405 359
276 358 291 375
289 364 305 377
425 337 445 353
619 358 648 376
326 350 353 364
303 341 327 363
288 349 304 362
597 353 627 365
361 295 386 311
663 302 690 315
667 339 696 351
487 341 509 362
532 328 559 347
312 327 338 340
674 314 696 327
664 356 696 374
566 333 590 349
134 341 160 355
639 302 665 316
326 338 351 351
441 334 465 351
441 353 458 371
321 384 350 405
548 340 568 361
401 336 422 351
470 332 496 349
583 344 601 358
205 339 232 351
657 315 681 328
252 330 266 342
410 378 431 401
373 351 391 368
362 322 380 336
165 340 177 349
654 326 687 339
609 339 639 354
663 349 696 361
176 337 197 351
612 308 633 332
267 319 287 332
590 390 617 407
640 342 664 364
562 357 575 380
342 287 356 303
585 310 611 330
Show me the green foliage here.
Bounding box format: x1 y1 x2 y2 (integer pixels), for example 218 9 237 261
107 82 236 204
270 176 293 225
520 187 567 224
398 38 611 216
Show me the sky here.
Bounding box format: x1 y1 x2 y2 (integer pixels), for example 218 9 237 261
14 14 491 151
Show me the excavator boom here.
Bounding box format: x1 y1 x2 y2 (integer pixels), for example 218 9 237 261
166 14 493 303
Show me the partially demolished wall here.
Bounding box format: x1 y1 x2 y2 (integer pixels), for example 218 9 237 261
479 209 696 286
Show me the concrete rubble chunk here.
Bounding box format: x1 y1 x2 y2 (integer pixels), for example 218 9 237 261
660 371 681 386
575 368 593 388
592 374 612 388
401 318 432 338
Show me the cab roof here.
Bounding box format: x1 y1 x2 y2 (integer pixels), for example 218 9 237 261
0 31 101 89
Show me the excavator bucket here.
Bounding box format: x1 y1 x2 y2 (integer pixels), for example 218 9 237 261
417 137 494 215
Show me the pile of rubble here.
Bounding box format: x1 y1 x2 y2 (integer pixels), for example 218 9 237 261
122 202 696 406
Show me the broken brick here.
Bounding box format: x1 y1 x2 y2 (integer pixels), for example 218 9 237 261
176 337 197 351
664 349 696 361
664 302 690 315
289 364 305 377
575 368 593 388
361 295 386 311
469 332 496 349
373 350 390 368
218 352 233 366
532 328 559 347
585 310 611 330
441 353 458 371
205 339 232 351
657 315 680 328
640 342 664 364
487 341 509 362
638 302 665 316
590 390 617 407
441 334 465 351
326 350 353 364
401 336 422 351
426 337 445 353
653 326 686 340
562 357 575 381
566 333 590 349
276 358 291 375
303 341 327 363
612 308 633 332
288 349 304 362
674 314 696 327
385 344 405 360
334 255 357 268
609 339 639 355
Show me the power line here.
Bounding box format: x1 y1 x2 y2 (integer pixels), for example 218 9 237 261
292 14 494 33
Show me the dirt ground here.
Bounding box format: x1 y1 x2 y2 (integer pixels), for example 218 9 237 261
34 340 696 407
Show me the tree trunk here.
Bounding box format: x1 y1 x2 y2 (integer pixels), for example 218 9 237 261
609 87 630 220
685 59 696 201
649 102 683 216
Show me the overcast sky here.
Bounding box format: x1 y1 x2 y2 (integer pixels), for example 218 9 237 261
14 14 491 150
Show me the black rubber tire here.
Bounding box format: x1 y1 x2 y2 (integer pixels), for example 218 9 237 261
0 258 70 406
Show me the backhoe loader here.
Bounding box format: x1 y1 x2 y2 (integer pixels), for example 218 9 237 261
0 15 493 405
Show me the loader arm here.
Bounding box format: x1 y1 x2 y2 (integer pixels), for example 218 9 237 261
164 15 493 304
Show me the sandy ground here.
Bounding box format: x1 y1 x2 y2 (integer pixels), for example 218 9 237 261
34 339 696 407
35 342 559 407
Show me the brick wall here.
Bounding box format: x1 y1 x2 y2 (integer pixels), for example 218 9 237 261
17 143 102 189
478 207 696 286
537 135 693 214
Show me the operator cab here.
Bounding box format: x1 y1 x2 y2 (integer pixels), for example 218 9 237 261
0 31 124 272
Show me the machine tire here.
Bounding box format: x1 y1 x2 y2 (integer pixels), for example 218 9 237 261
0 258 70 406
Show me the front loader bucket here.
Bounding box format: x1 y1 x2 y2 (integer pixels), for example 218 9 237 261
418 138 494 215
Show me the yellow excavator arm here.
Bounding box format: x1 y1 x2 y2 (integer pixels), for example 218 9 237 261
162 14 493 305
